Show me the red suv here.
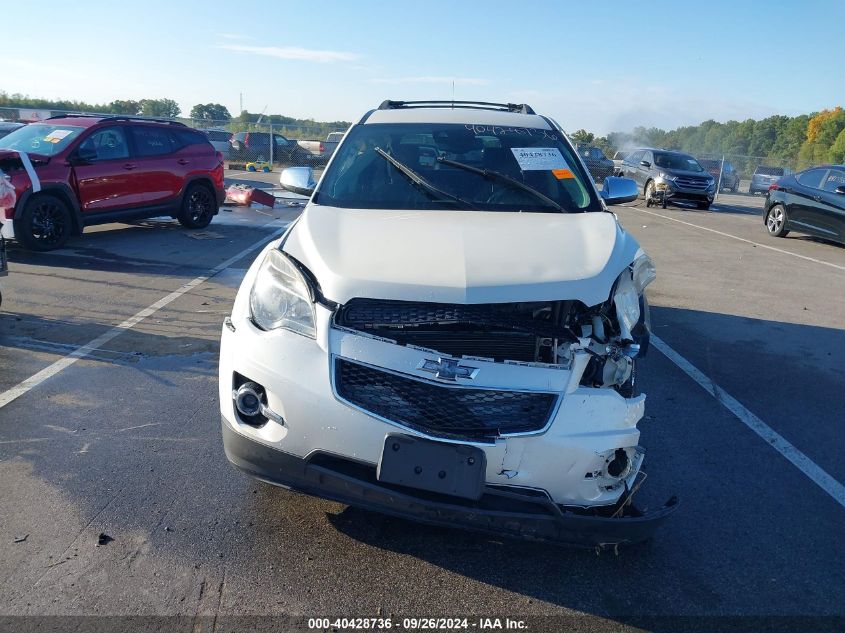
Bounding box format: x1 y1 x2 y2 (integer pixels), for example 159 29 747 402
0 115 225 251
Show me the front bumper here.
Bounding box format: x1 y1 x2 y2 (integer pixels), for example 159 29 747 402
220 308 653 508
222 417 678 548
662 181 715 202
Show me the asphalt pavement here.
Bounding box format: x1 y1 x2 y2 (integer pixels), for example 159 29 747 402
0 177 843 633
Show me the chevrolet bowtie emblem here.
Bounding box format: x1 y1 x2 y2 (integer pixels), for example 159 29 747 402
418 357 479 381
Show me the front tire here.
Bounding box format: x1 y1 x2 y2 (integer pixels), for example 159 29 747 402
765 204 789 237
178 183 216 229
17 193 72 251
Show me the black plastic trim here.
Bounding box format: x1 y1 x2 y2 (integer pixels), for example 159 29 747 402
221 418 678 548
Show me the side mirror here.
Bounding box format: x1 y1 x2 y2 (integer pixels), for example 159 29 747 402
640 160 651 168
70 146 97 165
835 185 845 195
279 166 316 197
600 177 639 206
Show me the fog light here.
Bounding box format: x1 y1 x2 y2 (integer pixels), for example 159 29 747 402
234 382 263 417
606 448 631 479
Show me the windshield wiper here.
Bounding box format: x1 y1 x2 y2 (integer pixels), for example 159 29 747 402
436 156 563 212
374 148 478 210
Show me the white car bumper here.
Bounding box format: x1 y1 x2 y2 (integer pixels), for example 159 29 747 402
221 303 649 508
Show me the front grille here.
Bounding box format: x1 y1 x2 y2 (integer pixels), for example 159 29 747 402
674 176 710 190
335 359 557 440
335 298 577 362
383 329 537 362
338 299 555 331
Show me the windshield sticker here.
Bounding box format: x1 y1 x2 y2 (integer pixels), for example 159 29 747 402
511 147 568 171
552 168 575 180
44 130 73 143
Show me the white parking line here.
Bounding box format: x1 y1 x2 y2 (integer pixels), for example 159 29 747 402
629 206 845 272
652 334 845 509
0 224 288 411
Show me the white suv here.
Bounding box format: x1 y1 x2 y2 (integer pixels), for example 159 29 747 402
218 100 677 548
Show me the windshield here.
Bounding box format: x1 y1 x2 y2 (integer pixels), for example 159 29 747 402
0 123 84 156
654 152 704 172
756 166 784 176
315 122 600 213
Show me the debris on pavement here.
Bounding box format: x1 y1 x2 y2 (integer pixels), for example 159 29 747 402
96 533 114 546
224 184 276 208
13 534 28 543
185 231 225 240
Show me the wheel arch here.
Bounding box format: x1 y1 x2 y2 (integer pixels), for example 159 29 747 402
180 175 221 212
14 185 84 236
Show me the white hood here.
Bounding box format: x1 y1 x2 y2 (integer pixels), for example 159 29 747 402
282 205 641 306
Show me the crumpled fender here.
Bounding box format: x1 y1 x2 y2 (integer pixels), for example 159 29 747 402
0 150 40 193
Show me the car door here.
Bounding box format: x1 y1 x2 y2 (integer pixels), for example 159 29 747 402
71 125 138 215
789 168 828 234
127 125 184 208
817 168 845 241
637 151 654 188
623 150 644 183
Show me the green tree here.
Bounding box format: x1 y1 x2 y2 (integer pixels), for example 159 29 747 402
189 103 232 122
570 129 594 145
108 100 141 115
140 98 181 118
828 128 845 164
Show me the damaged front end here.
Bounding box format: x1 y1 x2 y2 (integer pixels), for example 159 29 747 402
322 253 677 547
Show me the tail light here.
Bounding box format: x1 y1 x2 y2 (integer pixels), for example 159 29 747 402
319 142 325 154
768 182 780 191
216 151 224 165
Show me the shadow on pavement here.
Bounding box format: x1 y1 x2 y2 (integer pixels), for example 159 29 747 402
4 219 277 277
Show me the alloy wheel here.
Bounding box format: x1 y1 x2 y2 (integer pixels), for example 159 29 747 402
30 200 69 247
188 188 214 223
767 206 784 234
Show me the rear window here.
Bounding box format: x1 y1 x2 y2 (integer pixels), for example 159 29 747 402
755 166 784 176
175 129 211 147
131 126 177 156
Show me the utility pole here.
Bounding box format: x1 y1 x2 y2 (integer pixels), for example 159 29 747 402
239 93 243 115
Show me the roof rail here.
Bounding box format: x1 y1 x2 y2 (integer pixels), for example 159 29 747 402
45 114 186 127
378 100 535 115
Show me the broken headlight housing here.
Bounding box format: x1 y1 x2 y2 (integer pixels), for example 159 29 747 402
249 249 316 338
613 254 655 340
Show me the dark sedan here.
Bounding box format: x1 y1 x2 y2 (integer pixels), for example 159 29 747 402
764 165 845 245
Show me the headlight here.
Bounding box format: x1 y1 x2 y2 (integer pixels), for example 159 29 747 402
613 271 640 337
631 253 656 293
249 249 316 337
614 254 656 340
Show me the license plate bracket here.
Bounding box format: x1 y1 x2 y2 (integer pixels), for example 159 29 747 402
377 434 486 500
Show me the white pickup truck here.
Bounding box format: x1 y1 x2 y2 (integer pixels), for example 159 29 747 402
295 131 346 165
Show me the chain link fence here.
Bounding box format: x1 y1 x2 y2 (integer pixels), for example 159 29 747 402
0 106 348 169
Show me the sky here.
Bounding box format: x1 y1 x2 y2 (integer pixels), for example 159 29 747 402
3 0 843 135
